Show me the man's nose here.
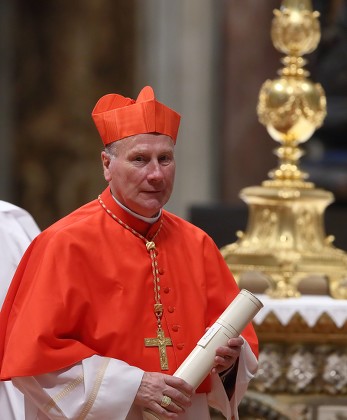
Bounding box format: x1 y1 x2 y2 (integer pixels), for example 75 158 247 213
147 160 164 180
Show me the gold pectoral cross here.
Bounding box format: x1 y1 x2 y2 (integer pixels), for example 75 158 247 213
144 327 173 370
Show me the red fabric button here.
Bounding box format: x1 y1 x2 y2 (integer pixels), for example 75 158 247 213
163 287 170 294
177 343 184 350
158 268 165 275
168 306 174 313
172 325 179 332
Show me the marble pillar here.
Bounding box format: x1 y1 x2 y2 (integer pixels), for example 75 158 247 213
135 0 220 219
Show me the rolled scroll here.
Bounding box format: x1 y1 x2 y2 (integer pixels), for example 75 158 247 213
143 289 263 420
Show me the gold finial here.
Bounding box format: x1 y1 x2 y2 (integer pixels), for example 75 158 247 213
257 0 326 188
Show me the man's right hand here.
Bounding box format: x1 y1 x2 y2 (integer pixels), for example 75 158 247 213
134 372 194 418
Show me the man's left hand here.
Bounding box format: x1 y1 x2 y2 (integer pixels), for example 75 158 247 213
212 337 244 374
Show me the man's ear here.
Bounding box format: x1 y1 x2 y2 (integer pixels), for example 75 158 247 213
101 151 110 168
101 151 112 181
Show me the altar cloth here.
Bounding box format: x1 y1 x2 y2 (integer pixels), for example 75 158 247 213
253 295 347 328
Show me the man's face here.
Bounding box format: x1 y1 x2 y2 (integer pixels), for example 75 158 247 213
101 133 176 217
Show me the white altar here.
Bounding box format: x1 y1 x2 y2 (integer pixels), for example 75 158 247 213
239 294 347 420
254 294 347 329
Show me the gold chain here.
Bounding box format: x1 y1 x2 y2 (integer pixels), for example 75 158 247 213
98 195 164 325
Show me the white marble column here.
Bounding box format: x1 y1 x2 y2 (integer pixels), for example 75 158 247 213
135 0 220 219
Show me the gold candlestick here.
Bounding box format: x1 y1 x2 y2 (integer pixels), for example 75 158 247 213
221 0 347 299
257 0 326 188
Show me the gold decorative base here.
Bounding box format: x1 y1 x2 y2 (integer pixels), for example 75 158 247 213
220 185 347 299
246 309 347 418
224 306 347 418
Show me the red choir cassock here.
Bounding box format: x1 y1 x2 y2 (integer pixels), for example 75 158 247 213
0 187 258 393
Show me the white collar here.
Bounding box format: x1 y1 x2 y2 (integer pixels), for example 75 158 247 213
112 195 161 224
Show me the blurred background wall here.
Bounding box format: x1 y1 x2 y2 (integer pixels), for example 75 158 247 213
0 0 346 232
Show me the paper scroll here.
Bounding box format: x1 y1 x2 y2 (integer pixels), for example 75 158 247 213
143 289 263 420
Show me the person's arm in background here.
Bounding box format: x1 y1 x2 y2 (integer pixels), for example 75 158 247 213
0 201 40 420
0 201 40 305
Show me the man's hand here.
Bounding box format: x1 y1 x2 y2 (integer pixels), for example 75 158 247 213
134 372 194 418
212 337 244 374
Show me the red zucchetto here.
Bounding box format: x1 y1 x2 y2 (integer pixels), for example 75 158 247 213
91 86 181 145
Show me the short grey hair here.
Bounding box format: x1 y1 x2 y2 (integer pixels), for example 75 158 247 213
104 141 120 158
104 134 140 158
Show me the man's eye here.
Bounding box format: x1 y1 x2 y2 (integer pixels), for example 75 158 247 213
134 156 144 162
160 155 171 163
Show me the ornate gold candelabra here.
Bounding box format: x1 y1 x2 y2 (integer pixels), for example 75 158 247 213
221 0 347 299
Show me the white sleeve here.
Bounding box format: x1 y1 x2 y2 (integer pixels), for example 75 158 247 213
0 202 41 419
0 201 40 307
12 355 144 420
0 381 25 420
207 338 258 420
